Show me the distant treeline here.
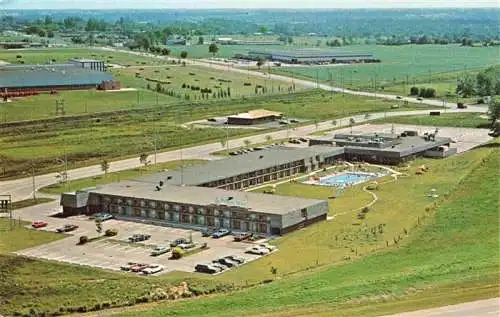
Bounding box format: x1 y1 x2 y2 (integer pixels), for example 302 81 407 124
1 9 498 42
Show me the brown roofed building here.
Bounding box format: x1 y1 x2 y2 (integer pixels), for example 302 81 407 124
227 109 282 125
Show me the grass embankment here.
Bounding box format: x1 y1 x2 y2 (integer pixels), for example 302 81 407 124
373 112 492 128
10 198 55 210
0 90 428 179
111 142 499 317
40 159 206 195
0 217 227 316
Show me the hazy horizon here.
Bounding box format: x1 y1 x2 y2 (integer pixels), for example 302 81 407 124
0 0 498 9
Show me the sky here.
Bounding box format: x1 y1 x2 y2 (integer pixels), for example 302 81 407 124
0 0 498 9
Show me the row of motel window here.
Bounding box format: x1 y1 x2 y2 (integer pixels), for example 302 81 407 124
103 203 270 233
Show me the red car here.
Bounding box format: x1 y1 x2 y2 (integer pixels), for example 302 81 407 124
32 220 48 228
131 263 149 273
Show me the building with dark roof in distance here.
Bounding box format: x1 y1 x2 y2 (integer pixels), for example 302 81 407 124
0 61 114 92
245 49 378 64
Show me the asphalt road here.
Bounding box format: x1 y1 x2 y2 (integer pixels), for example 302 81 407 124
380 298 500 317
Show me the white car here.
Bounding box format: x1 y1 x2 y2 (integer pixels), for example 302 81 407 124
246 246 270 255
142 264 164 275
259 243 277 252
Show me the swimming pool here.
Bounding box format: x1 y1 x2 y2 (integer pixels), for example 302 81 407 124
306 172 379 187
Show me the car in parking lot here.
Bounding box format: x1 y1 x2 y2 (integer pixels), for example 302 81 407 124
234 232 252 241
91 213 114 222
195 263 221 274
259 243 277 252
177 242 196 250
120 262 139 271
212 228 231 238
32 220 48 228
150 246 170 256
128 233 151 243
142 264 164 275
214 257 239 268
56 224 79 233
298 137 308 143
246 246 270 255
210 262 228 271
131 263 150 273
170 238 188 247
226 255 246 264
201 228 214 237
207 118 217 122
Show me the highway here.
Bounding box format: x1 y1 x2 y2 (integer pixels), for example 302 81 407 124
380 298 500 317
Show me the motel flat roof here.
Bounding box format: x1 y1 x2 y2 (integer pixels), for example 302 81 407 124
89 181 326 216
0 63 112 89
135 146 345 186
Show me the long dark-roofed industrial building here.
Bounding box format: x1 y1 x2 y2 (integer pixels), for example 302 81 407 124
245 49 378 64
0 60 113 92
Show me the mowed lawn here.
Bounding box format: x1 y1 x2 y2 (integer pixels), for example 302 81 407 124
374 112 492 129
1 89 178 122
111 141 500 317
0 48 166 66
273 45 498 89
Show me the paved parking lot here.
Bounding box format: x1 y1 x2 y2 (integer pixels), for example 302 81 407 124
13 202 263 275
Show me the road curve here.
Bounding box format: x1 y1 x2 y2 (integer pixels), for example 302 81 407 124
380 298 500 317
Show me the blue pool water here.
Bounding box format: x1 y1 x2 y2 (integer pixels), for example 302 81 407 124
317 172 376 187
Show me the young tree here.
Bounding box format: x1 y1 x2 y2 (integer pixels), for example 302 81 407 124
220 138 227 149
456 74 476 97
331 119 337 126
364 113 371 120
180 51 188 59
243 139 252 148
100 159 110 177
488 98 499 128
265 135 273 142
95 219 103 237
409 86 419 96
139 153 149 168
270 266 278 279
208 43 219 57
197 36 204 45
349 118 356 134
256 58 264 69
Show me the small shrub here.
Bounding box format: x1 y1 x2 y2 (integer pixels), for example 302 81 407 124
189 72 196 75
16 54 22 58
78 236 88 245
105 228 118 237
171 247 184 259
244 82 252 86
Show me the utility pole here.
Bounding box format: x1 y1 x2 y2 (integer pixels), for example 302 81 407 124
31 160 36 201
65 150 69 191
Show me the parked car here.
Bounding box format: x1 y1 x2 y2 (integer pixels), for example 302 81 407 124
120 262 138 271
396 96 402 99
210 262 228 271
229 151 238 156
142 264 164 275
91 213 114 221
259 243 277 252
246 246 270 255
131 263 150 273
234 232 252 242
298 137 308 143
207 118 217 122
56 224 78 233
201 228 214 237
457 102 468 109
32 220 48 228
195 263 221 274
417 97 423 101
290 119 299 123
151 246 170 256
128 233 151 243
212 229 231 238
170 238 188 247
215 257 238 268
226 255 246 264
177 242 196 250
